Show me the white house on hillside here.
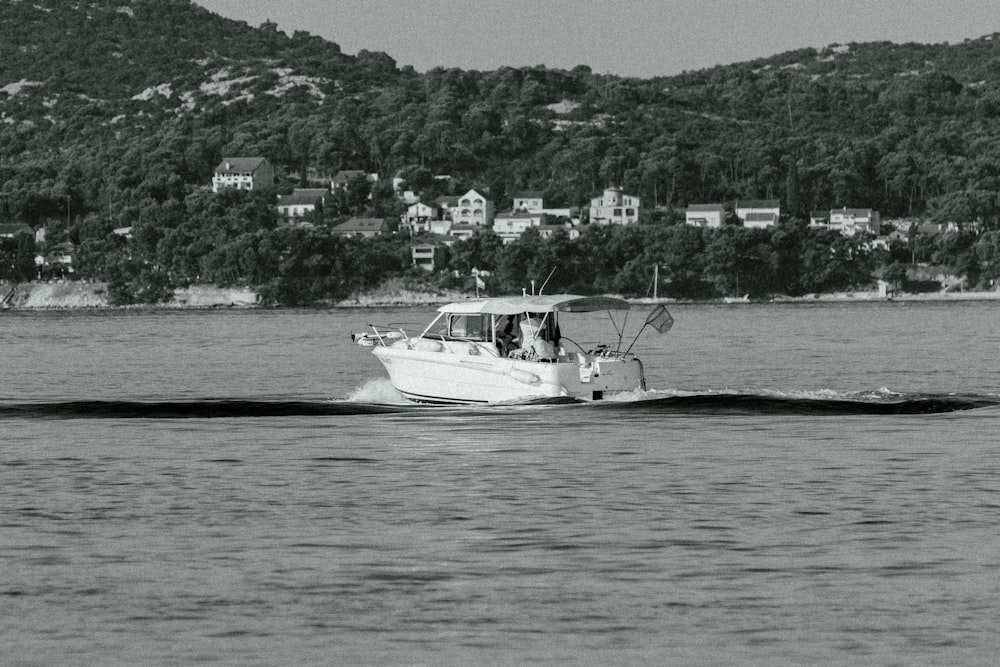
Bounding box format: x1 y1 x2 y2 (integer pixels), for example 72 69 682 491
493 210 546 244
685 204 726 228
429 219 454 236
537 224 579 241
212 157 274 193
829 207 880 236
448 223 478 241
736 200 780 228
589 187 640 225
512 192 576 221
810 208 881 236
448 189 494 227
402 201 444 233
810 210 830 227
513 191 544 212
277 188 328 219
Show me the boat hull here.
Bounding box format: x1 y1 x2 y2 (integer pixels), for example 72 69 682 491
373 344 644 404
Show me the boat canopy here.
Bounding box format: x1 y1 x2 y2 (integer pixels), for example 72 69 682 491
438 294 630 315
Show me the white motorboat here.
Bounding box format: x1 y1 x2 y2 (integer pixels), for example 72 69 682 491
355 295 672 404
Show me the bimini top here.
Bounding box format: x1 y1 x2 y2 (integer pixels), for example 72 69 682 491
439 294 630 315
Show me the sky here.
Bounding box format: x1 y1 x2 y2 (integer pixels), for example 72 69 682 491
195 0 1000 79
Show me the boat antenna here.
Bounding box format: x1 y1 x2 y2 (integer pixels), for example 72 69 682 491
538 266 557 295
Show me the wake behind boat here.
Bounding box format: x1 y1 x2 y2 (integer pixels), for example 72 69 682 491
353 295 672 404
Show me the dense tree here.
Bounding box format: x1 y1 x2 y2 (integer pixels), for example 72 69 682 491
14 233 37 281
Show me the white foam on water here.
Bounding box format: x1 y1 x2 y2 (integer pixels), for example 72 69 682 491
630 386 912 403
604 387 676 402
751 386 907 402
344 378 407 404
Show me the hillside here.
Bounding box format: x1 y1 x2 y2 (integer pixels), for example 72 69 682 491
2 0 1000 302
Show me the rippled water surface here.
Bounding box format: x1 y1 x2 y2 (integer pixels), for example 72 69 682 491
2 303 999 664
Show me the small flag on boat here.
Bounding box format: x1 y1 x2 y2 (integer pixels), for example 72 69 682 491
475 275 486 289
647 306 674 333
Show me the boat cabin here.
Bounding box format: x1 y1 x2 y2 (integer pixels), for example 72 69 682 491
432 310 559 358
415 296 631 361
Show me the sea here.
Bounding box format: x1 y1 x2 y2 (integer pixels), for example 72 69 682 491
2 301 998 665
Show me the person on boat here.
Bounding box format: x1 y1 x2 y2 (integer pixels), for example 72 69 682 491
519 313 556 360
495 316 516 355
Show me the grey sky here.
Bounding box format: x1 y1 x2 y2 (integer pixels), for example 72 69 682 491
196 0 1000 78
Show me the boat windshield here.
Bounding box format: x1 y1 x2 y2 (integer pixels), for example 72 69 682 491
443 313 488 341
448 315 489 340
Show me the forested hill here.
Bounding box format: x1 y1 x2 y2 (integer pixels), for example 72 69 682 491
4 0 1000 218
0 0 403 200
2 0 1000 303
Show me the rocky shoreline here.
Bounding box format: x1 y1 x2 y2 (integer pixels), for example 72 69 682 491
333 287 468 308
769 290 1000 303
1 282 260 309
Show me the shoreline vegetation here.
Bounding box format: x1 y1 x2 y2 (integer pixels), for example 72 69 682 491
3 280 998 310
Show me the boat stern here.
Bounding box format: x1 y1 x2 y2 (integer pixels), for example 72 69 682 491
568 355 645 399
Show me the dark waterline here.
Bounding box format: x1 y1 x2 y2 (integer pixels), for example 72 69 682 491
1 391 997 420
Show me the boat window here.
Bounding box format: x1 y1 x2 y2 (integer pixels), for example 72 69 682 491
448 314 486 340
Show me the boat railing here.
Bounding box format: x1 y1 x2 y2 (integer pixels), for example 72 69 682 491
585 344 637 361
412 331 502 357
367 324 410 345
560 336 636 361
503 342 636 364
